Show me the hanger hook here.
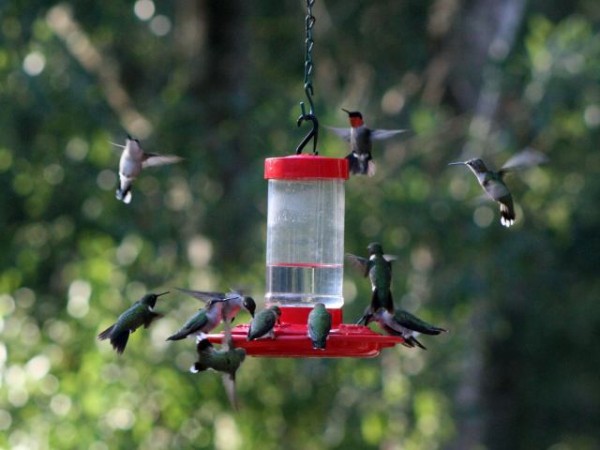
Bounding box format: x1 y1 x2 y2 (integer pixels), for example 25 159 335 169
296 102 319 155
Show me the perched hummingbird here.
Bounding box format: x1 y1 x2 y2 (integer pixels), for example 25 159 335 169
191 339 246 410
346 242 397 325
113 135 182 204
166 299 224 341
247 306 281 341
175 288 256 323
98 291 169 354
191 319 245 410
366 308 447 350
307 303 332 350
448 148 548 227
328 109 406 176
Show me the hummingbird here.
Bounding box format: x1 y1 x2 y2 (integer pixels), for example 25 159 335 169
113 135 182 204
307 303 332 350
366 308 447 350
327 109 406 176
166 298 224 341
175 288 256 323
346 242 397 325
98 291 169 354
448 148 548 227
191 339 246 410
191 318 246 410
247 306 281 341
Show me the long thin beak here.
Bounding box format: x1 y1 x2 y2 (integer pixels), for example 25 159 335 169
341 108 350 114
448 161 465 166
156 291 170 297
109 141 125 148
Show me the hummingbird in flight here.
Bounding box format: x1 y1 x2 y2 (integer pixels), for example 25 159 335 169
307 303 332 350
448 148 548 227
327 109 406 176
175 288 256 323
113 135 182 204
247 306 281 341
346 242 397 325
365 308 447 350
98 291 169 354
191 319 246 410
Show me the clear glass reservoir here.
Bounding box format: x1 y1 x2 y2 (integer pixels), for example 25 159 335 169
264 155 348 308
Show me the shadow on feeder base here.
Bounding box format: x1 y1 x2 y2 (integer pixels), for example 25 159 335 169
206 307 406 358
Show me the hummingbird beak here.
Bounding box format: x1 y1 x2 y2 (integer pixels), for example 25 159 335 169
341 108 351 115
448 161 465 166
156 291 170 297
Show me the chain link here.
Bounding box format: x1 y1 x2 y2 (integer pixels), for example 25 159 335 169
296 0 319 155
303 0 316 113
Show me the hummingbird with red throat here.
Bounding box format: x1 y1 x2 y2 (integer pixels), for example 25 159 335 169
328 109 406 176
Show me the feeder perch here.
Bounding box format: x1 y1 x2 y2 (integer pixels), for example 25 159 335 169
207 154 405 357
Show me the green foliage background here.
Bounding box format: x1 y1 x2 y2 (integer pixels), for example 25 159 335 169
1 1 599 449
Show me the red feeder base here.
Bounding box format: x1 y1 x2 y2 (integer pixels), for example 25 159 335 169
207 307 405 358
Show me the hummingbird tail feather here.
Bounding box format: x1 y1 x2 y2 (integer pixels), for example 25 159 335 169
346 153 368 175
499 203 515 227
407 336 427 350
116 187 132 204
110 331 130 354
312 339 327 350
97 325 114 340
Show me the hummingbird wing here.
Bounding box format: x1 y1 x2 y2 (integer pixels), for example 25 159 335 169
143 311 163 328
482 178 511 202
370 129 407 141
166 309 210 341
326 126 351 141
222 372 239 411
141 153 183 168
500 148 548 173
176 288 230 303
247 310 277 340
395 310 447 335
345 253 370 277
221 312 234 350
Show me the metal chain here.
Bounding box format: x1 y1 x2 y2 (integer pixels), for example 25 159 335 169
296 0 319 155
303 0 316 114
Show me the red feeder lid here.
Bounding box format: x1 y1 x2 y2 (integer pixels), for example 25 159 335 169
207 307 406 358
265 155 349 180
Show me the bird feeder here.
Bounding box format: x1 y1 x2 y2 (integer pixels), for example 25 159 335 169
206 0 405 357
207 155 405 357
